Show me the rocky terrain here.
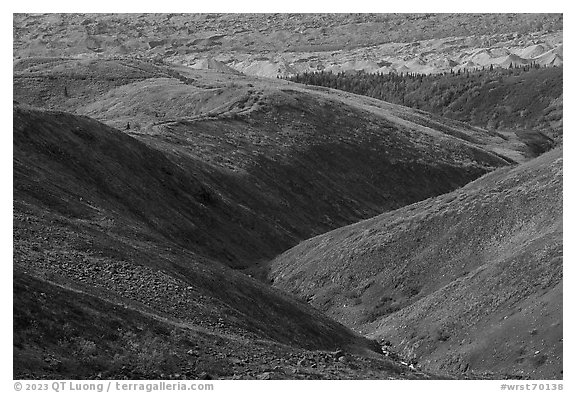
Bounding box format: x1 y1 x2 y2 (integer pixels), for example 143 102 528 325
13 14 562 78
289 66 563 146
13 13 562 380
15 270 430 380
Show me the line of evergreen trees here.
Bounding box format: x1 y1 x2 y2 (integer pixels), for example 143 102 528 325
285 62 546 108
283 64 562 139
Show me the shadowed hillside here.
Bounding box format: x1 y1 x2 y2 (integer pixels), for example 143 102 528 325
269 148 562 379
15 105 439 379
13 13 563 382
14 58 525 269
15 270 440 380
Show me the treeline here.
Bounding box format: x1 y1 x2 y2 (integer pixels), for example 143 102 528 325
285 65 563 142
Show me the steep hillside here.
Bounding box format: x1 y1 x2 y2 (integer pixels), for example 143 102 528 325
14 58 525 268
269 149 562 379
13 103 285 268
14 105 436 379
15 270 437 380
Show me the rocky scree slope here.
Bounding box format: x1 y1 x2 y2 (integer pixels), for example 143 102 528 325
269 148 562 379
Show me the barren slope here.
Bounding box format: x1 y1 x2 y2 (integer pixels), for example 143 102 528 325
13 14 562 77
269 149 562 379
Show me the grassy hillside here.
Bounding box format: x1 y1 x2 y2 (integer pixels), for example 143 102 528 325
15 105 439 379
13 15 563 381
269 148 562 379
15 268 441 380
14 58 524 268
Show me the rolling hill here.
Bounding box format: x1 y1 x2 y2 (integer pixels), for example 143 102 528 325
16 104 440 379
14 57 526 269
268 148 562 379
13 13 563 381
